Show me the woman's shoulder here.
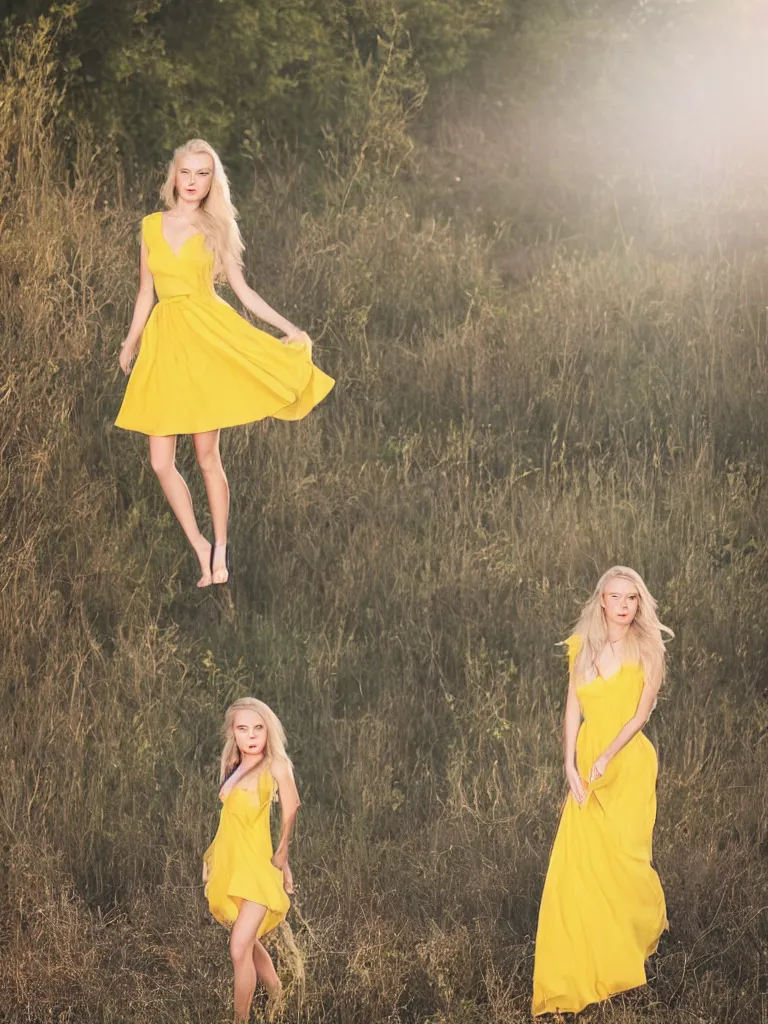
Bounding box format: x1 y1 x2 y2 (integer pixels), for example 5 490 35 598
563 633 583 654
269 756 293 783
140 211 163 239
562 633 584 670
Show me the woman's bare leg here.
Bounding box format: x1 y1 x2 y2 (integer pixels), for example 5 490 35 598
148 434 211 587
229 901 268 1022
252 937 281 991
192 429 230 583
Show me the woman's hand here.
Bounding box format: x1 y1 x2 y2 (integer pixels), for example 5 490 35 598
282 327 310 347
119 340 138 375
589 752 610 782
565 762 587 805
271 850 294 894
281 861 295 895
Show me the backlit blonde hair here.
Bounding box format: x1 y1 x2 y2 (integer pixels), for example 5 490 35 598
218 697 292 785
571 566 674 687
160 138 244 278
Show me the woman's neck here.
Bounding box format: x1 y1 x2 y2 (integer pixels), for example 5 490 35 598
237 752 264 772
606 624 630 644
173 197 201 219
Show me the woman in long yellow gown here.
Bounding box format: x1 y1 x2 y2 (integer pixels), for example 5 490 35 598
115 139 334 587
532 566 672 1016
203 697 300 1022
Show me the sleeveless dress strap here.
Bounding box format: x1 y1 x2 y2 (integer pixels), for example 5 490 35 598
564 633 583 672
261 766 279 804
141 211 161 250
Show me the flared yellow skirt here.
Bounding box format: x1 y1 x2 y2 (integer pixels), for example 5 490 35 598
532 753 667 1015
115 294 334 436
203 839 289 937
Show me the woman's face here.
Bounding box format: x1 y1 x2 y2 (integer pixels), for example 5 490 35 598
174 150 214 204
601 577 639 629
232 709 268 759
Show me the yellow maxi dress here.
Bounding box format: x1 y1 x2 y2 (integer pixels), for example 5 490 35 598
203 768 289 937
532 635 667 1016
115 212 334 436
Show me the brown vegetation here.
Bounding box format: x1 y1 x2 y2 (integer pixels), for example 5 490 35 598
1 11 766 1024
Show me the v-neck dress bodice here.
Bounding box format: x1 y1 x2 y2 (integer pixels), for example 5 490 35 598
115 212 334 436
148 216 216 301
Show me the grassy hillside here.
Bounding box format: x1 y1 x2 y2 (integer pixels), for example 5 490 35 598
1 8 766 1023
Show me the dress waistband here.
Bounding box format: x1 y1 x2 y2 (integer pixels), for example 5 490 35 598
157 293 219 307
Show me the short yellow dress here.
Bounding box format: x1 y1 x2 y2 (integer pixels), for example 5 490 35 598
532 634 667 1016
203 767 290 937
115 212 335 436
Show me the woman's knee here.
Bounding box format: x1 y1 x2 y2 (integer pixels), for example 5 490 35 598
150 451 175 478
229 935 253 966
196 447 224 476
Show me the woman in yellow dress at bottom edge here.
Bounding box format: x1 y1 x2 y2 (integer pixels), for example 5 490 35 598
532 566 673 1016
115 138 334 587
203 698 300 1022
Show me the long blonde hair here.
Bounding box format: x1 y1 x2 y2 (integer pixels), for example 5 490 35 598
160 138 244 277
571 566 674 686
218 697 292 785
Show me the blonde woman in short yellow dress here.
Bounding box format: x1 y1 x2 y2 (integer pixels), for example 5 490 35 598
203 698 300 1022
532 566 672 1016
115 139 334 587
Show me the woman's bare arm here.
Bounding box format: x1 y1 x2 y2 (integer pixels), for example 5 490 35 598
223 254 302 339
270 758 300 892
119 238 155 373
563 671 587 804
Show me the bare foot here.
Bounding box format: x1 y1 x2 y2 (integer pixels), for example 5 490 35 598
194 536 212 588
211 542 229 585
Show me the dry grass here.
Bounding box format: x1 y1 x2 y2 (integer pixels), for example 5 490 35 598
0 18 766 1024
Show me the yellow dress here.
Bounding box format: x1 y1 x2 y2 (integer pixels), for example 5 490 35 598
203 768 290 937
115 212 334 436
532 634 667 1016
